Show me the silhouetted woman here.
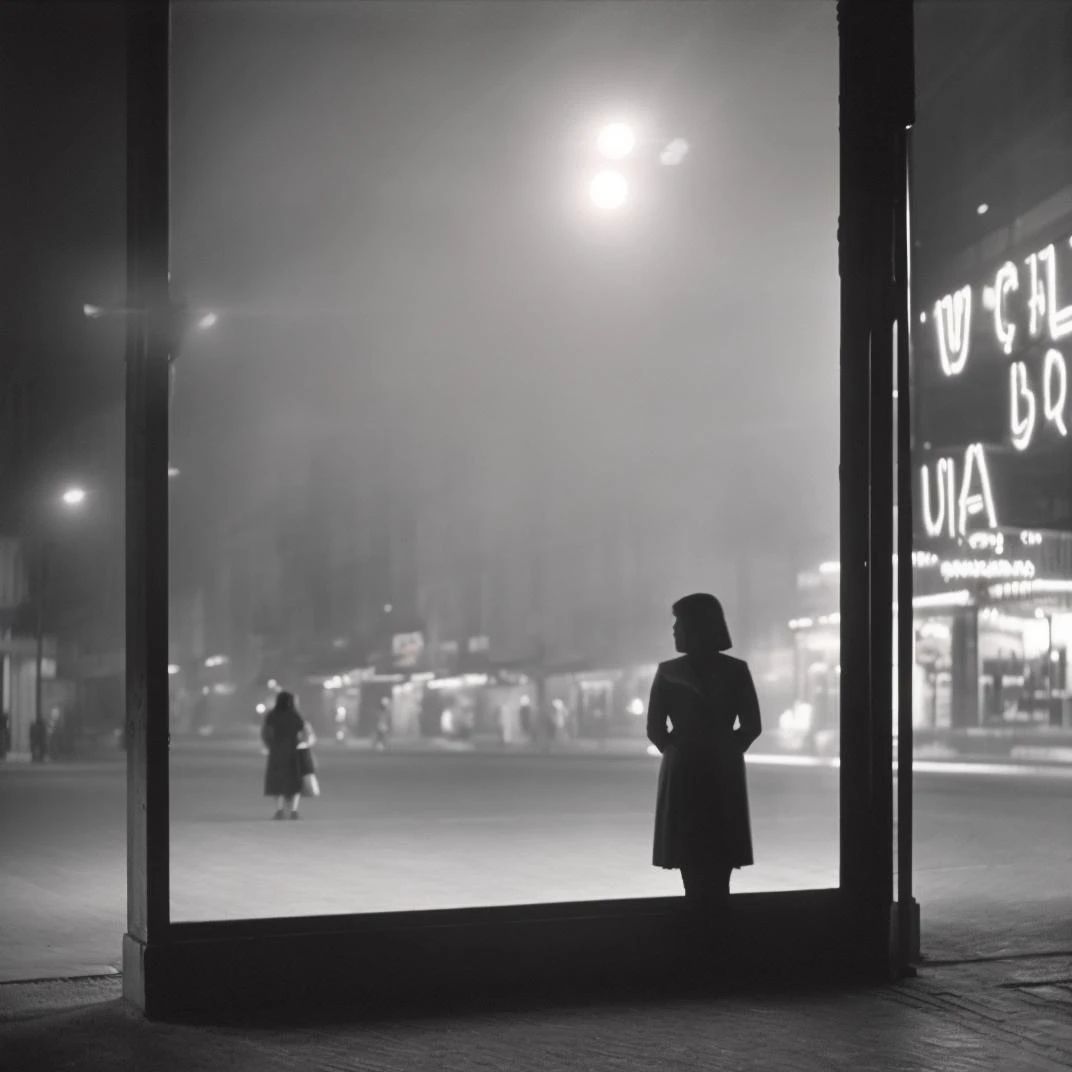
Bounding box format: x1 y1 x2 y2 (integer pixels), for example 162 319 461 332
262 690 315 819
647 593 762 903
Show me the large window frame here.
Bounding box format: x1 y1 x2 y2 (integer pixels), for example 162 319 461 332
121 0 915 1018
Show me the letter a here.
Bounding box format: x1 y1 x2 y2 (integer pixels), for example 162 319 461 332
958 444 998 537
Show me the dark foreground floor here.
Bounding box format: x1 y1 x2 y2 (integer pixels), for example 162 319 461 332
1 954 1071 1072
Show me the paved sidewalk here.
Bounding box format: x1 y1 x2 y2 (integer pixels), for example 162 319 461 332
1 954 1070 1071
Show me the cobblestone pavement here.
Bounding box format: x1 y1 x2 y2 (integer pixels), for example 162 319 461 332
1 956 1071 1072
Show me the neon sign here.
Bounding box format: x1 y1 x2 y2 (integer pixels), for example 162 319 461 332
920 443 998 540
938 559 1035 582
1009 361 1036 450
919 228 1072 540
934 286 972 376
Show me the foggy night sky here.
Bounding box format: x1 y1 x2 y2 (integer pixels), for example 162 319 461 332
2 2 840 616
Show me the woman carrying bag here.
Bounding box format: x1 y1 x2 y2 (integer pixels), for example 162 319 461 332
262 690 319 820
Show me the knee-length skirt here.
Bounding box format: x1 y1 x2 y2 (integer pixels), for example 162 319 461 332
652 741 754 870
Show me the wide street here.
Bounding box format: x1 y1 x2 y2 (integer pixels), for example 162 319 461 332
1 747 1070 983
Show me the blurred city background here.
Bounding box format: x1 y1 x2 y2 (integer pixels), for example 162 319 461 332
1 0 1070 982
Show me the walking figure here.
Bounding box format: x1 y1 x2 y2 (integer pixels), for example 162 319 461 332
373 697 391 752
29 718 48 763
262 690 316 819
647 593 762 905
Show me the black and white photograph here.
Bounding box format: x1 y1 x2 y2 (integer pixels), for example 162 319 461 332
1 2 1070 1069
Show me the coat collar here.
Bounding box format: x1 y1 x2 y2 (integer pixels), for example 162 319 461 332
659 655 702 694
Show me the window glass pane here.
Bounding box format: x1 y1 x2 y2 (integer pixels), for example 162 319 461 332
168 0 840 920
911 1 1072 958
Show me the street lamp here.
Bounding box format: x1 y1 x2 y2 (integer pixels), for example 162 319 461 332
82 300 219 353
596 122 635 160
589 170 629 211
61 486 87 507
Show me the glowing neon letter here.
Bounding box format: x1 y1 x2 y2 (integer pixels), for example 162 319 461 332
993 261 1019 354
958 443 998 536
1009 361 1037 451
934 286 972 375
1044 348 1069 437
921 459 947 538
945 457 957 539
1025 252 1047 337
1039 240 1072 341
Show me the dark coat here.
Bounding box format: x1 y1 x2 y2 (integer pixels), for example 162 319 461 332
262 707 306 797
647 653 762 870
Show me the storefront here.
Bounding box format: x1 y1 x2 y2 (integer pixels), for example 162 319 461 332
787 205 1072 743
911 195 1072 735
789 550 1072 740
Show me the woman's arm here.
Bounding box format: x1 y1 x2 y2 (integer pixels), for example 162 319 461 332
260 719 273 748
734 663 762 753
300 719 317 748
646 672 671 753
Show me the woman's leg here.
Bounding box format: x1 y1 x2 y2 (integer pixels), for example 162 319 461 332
288 792 301 816
680 860 732 902
273 796 286 818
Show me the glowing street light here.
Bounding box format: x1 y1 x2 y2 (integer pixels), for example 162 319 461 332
168 466 180 479
61 486 87 507
589 170 628 211
83 303 104 319
596 122 635 160
197 311 218 330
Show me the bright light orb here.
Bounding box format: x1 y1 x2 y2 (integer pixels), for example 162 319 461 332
197 312 218 330
596 122 635 160
61 487 87 507
589 170 628 211
83 304 103 318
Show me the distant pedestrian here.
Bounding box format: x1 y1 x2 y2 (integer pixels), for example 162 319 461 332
0 710 10 759
261 691 316 819
373 696 391 752
647 593 762 907
590 699 608 746
29 718 47 763
519 699 533 740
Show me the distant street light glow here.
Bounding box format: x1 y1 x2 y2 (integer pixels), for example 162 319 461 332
589 170 628 211
168 466 180 478
596 122 635 160
197 312 218 330
977 203 989 215
61 487 87 507
83 304 103 318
